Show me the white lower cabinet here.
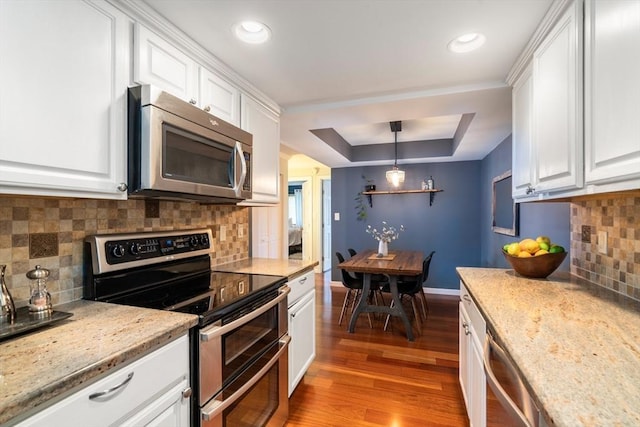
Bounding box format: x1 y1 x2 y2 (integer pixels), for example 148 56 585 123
287 271 316 396
15 334 191 427
459 283 486 427
0 0 130 199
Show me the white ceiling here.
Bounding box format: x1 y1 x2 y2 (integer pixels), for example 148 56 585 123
143 0 553 168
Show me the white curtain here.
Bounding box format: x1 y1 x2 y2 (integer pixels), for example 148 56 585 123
288 189 303 226
294 189 303 225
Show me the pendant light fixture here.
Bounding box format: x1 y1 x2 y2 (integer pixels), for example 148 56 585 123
386 121 405 187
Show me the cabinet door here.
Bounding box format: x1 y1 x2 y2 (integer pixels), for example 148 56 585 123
459 302 471 415
119 379 190 427
199 68 240 126
0 0 129 199
240 94 280 204
15 335 189 427
512 65 535 198
532 0 583 194
288 290 316 396
585 0 640 186
470 336 487 427
134 23 199 104
251 205 282 258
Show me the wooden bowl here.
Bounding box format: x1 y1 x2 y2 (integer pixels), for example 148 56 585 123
502 250 567 278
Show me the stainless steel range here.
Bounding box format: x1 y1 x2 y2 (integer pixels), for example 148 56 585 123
83 229 290 427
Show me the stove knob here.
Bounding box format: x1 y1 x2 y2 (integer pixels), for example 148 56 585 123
200 234 209 247
129 243 140 255
190 236 199 247
111 244 125 258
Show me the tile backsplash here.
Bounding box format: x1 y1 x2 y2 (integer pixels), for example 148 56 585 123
571 192 640 300
0 195 249 307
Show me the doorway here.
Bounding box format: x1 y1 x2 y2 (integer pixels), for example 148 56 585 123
322 179 331 272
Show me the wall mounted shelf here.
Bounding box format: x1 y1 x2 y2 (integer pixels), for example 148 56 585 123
361 189 443 207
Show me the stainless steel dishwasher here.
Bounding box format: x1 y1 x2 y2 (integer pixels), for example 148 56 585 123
484 330 541 427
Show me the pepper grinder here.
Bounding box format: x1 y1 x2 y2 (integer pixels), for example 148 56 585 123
27 265 52 317
1 264 16 323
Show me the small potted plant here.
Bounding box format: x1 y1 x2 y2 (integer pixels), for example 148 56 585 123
355 175 375 221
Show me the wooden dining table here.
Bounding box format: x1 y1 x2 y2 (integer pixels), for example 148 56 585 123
337 249 423 341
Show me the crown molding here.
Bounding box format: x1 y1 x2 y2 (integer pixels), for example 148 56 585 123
108 0 280 115
505 0 574 86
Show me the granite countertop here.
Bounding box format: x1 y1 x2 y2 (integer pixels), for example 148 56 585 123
0 300 198 425
456 267 640 427
213 257 318 280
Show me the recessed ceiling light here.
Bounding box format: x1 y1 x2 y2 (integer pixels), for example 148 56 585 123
447 32 486 53
233 20 271 44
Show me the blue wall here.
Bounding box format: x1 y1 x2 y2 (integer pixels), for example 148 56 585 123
479 136 571 270
331 161 482 290
332 135 571 291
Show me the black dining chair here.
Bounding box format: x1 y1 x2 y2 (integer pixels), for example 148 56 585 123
382 251 435 332
347 248 389 301
336 252 374 328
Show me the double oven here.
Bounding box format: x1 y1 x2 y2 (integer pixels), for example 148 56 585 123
83 229 289 427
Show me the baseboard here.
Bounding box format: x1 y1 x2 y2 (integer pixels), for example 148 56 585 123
424 288 460 296
329 280 460 296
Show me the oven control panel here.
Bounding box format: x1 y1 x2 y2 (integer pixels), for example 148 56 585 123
105 232 210 264
85 229 213 274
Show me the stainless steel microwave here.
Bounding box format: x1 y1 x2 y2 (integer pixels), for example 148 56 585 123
127 85 252 203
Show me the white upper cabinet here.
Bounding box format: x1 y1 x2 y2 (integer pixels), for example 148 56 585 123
134 23 199 105
531 0 583 195
0 0 130 199
240 94 281 204
512 65 535 198
199 68 240 126
584 0 640 187
134 23 241 127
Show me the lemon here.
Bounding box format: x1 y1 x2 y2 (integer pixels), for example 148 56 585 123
519 238 538 253
538 241 550 251
536 235 551 246
534 249 549 256
517 251 532 258
507 242 520 256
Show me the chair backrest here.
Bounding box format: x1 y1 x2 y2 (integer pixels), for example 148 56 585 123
347 248 357 257
421 251 435 284
336 252 362 290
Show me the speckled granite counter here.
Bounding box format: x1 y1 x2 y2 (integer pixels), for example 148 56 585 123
213 257 318 279
0 300 198 425
456 267 640 427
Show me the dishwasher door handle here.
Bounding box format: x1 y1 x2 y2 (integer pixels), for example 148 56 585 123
483 332 538 427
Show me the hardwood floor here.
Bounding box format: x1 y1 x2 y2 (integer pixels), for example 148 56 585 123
286 272 469 427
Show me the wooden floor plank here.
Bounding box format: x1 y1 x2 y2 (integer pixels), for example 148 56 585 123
286 273 469 427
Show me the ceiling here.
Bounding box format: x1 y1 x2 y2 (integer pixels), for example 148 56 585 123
143 0 553 168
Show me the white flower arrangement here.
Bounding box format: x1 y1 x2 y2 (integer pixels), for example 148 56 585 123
366 221 405 243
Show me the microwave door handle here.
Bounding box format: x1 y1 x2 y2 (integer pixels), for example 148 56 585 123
231 141 247 197
483 332 535 427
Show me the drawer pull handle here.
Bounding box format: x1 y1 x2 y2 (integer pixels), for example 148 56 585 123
299 277 307 284
88 372 134 400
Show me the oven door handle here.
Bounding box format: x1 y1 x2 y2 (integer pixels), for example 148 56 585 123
200 285 290 342
201 335 290 421
483 332 536 427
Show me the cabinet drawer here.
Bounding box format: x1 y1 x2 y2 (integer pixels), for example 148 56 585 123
16 334 189 427
460 282 486 345
287 270 315 305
